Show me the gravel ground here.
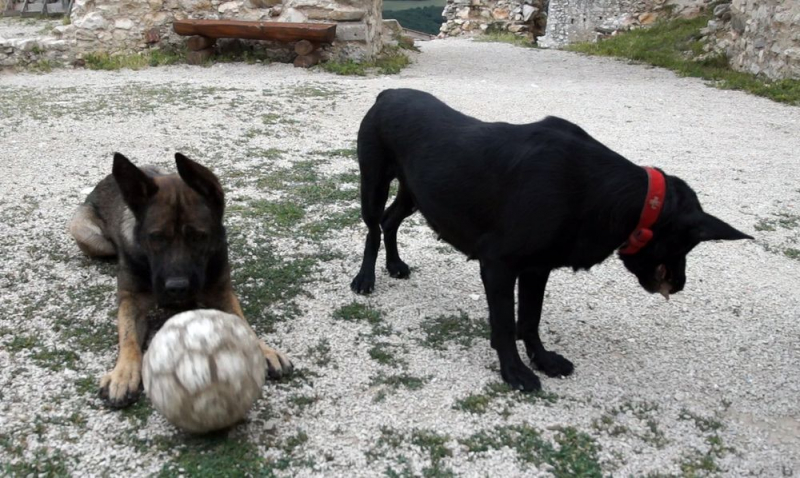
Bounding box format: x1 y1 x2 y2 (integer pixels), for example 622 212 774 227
0 38 799 477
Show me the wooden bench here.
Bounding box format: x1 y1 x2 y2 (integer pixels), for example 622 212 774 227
173 19 337 67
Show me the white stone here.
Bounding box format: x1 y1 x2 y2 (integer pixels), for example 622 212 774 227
336 23 367 41
114 18 134 30
73 12 108 30
218 1 240 13
278 7 307 23
522 4 536 22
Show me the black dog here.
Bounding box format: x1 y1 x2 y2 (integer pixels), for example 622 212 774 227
351 88 751 392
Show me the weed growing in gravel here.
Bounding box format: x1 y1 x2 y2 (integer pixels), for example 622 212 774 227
2 448 71 477
367 428 454 477
368 341 404 366
567 15 800 105
455 382 559 414
371 373 430 402
229 232 316 332
420 311 489 350
322 47 411 76
84 48 184 71
461 425 602 477
677 409 734 475
333 301 383 326
307 338 332 367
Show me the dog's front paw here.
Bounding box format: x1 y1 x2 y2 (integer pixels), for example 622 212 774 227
98 360 142 408
532 351 574 378
350 271 375 295
260 344 293 379
500 361 542 392
387 260 410 279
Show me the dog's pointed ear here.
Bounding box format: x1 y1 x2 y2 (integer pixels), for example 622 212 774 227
112 153 158 216
692 212 753 242
175 153 224 212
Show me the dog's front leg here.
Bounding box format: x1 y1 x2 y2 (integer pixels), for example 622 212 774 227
210 288 293 380
480 261 541 392
99 290 151 408
517 268 574 377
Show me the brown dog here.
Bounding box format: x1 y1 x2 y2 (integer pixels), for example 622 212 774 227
69 153 292 408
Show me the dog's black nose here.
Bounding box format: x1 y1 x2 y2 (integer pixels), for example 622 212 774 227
164 277 190 297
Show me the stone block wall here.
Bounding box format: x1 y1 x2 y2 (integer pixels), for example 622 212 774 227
704 0 800 79
1 0 383 68
439 0 548 39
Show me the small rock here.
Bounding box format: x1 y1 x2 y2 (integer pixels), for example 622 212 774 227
713 3 731 19
114 18 134 30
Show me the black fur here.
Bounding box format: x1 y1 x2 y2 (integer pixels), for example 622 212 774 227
351 89 752 392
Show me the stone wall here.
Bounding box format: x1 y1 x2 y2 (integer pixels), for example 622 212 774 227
439 0 711 44
540 0 709 47
703 0 800 79
1 0 383 68
439 0 548 39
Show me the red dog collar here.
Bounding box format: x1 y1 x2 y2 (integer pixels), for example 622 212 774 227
619 167 666 255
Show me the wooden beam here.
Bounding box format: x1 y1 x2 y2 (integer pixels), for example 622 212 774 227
173 19 336 44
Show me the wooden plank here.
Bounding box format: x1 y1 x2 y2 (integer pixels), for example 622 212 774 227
173 19 336 43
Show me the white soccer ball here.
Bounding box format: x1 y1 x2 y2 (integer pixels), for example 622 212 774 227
142 309 266 434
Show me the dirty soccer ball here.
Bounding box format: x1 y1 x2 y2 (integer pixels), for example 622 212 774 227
142 309 266 434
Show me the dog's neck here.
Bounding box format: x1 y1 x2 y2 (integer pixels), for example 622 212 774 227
568 164 653 269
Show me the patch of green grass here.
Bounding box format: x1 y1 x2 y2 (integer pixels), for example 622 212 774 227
367 428 453 477
289 394 319 410
322 59 368 76
476 32 537 48
784 248 800 260
419 311 489 350
754 218 777 232
84 48 184 71
120 399 154 425
567 15 800 105
333 301 383 325
5 334 37 352
314 147 357 158
368 341 400 366
322 48 411 76
371 373 429 401
158 434 269 477
235 199 305 228
31 347 80 371
461 425 602 477
454 382 559 414
230 236 316 332
301 207 362 240
307 338 332 367
2 448 71 477
679 409 724 433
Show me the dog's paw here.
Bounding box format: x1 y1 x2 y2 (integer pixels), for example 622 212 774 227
532 350 574 378
350 271 375 295
500 361 542 392
260 344 293 380
98 361 142 408
387 260 410 279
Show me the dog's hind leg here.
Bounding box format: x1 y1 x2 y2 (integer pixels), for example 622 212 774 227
381 184 414 279
480 260 542 392
68 204 116 257
517 268 574 377
351 141 393 295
